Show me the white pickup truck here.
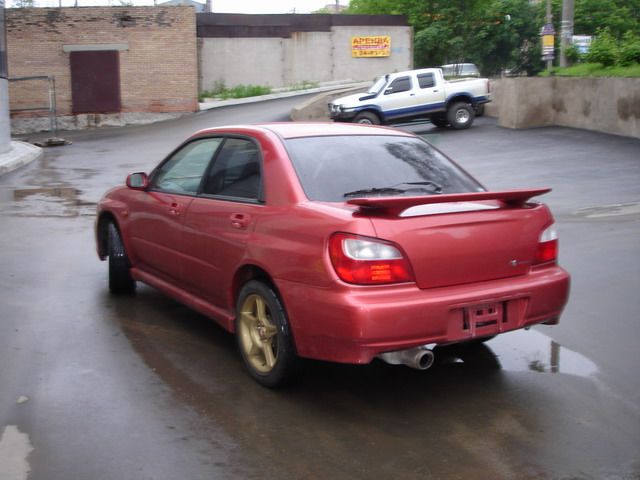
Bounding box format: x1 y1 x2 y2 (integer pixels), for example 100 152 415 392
328 68 491 129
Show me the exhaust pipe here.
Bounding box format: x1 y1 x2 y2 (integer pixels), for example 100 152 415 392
377 345 435 370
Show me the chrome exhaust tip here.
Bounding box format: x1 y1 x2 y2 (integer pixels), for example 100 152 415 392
377 345 435 370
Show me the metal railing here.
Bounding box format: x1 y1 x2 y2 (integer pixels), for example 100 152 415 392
9 75 58 137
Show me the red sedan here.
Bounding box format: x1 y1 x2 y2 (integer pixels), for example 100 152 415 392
96 123 570 387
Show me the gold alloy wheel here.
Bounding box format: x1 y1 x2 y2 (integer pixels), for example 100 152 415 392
238 294 279 373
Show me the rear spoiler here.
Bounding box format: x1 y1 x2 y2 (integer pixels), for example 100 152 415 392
347 188 551 216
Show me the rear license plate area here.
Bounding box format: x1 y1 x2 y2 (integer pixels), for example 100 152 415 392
464 302 504 336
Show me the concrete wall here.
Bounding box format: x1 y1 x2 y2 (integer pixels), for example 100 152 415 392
498 77 640 139
7 6 198 132
200 25 412 91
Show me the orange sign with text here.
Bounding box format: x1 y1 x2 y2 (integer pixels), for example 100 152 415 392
351 36 391 58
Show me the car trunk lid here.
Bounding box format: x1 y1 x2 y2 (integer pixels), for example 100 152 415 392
348 189 552 289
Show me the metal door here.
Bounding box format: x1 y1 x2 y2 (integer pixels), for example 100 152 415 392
70 50 121 114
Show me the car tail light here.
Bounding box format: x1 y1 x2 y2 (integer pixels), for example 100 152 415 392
535 225 558 265
329 233 414 285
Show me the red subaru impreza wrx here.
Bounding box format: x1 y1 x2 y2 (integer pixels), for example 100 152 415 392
96 123 570 387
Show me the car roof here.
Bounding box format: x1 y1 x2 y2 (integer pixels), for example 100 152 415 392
192 122 416 140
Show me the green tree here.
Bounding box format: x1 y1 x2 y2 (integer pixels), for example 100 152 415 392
586 28 620 65
347 0 639 75
574 0 640 38
619 30 640 65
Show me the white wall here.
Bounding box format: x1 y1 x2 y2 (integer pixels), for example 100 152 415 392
199 25 413 90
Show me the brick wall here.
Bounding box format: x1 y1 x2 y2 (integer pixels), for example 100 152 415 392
7 6 198 119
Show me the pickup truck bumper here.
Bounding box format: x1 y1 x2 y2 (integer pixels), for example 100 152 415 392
328 104 357 122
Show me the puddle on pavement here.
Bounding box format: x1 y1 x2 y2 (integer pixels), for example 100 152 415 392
573 202 640 219
484 329 598 378
0 186 96 218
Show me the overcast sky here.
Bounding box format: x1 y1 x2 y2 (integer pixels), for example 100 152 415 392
7 0 350 13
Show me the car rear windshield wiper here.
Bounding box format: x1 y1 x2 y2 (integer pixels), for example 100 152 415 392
343 181 443 198
397 181 443 193
344 187 408 198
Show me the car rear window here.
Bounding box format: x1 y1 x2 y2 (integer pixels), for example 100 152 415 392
285 135 483 202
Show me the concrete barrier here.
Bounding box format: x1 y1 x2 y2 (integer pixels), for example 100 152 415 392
497 77 640 139
290 83 369 122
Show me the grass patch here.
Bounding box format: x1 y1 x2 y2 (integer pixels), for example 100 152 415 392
539 62 640 77
288 80 320 91
199 83 272 102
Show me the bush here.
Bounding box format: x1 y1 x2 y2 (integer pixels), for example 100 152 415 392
619 31 640 66
565 44 582 64
586 28 619 66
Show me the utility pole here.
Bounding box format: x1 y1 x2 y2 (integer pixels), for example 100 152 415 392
541 0 555 70
560 0 574 67
0 0 10 154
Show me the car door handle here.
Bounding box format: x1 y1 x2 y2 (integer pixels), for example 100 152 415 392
230 213 250 229
168 202 181 216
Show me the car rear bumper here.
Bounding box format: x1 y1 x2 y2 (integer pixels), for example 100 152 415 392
278 265 570 364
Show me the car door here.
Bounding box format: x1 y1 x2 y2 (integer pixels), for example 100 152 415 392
413 72 446 114
375 75 418 120
126 137 223 283
181 137 265 310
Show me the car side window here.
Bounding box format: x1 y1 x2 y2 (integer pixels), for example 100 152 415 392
201 138 262 201
384 76 412 95
418 73 435 89
152 138 223 194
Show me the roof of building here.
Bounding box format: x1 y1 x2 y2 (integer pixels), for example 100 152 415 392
196 13 409 38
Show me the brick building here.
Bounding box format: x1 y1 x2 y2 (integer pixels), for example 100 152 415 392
7 6 198 132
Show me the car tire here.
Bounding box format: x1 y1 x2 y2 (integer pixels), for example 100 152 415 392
236 280 298 388
475 103 485 117
353 111 381 125
447 102 475 130
107 222 136 295
430 114 449 128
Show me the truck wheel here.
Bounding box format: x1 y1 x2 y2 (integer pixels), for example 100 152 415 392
353 111 381 125
236 280 298 388
447 102 475 130
475 104 485 117
431 114 449 128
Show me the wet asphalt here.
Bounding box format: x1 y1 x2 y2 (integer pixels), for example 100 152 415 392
0 97 639 480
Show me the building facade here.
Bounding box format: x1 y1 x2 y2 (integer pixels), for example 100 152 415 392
6 8 411 133
7 6 198 132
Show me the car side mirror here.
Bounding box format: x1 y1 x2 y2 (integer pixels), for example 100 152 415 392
384 88 394 95
126 172 149 191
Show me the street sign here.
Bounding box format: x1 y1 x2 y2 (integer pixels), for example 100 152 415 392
541 23 555 61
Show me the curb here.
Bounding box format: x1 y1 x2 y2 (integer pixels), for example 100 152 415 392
0 141 43 177
198 82 368 111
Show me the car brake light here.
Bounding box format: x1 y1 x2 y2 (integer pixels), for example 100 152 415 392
329 233 414 285
535 225 558 265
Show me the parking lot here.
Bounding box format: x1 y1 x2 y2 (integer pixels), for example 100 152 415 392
1 97 639 479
